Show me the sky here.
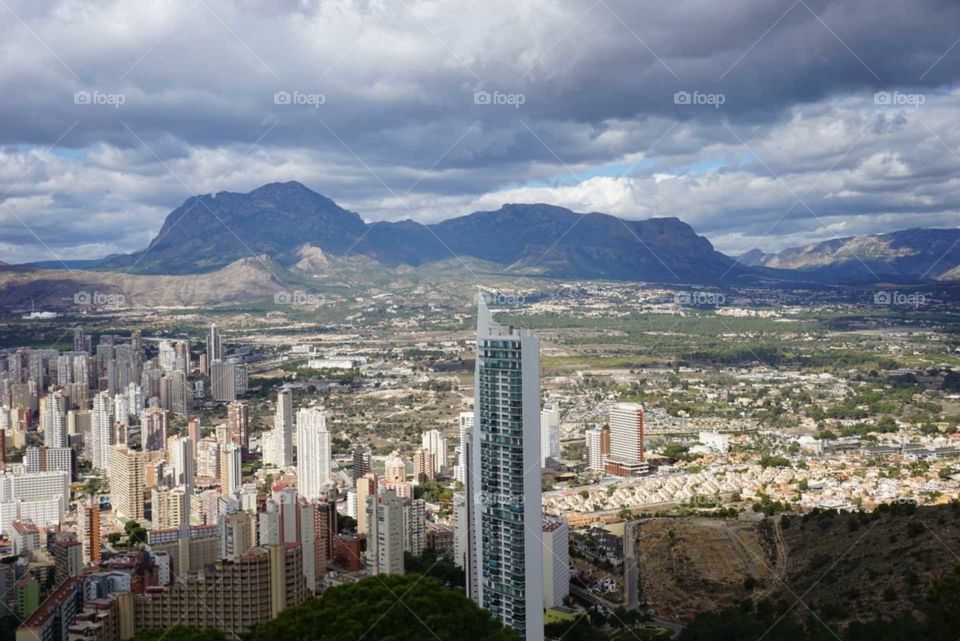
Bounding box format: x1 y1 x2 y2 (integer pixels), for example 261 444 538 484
0 0 959 264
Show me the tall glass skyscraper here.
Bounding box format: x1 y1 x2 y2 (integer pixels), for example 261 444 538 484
471 295 544 641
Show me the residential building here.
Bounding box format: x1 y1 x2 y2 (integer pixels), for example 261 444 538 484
366 490 404 576
471 295 544 640
585 426 610 472
606 402 645 476
420 429 447 476
219 444 242 496
264 388 293 468
295 407 331 501
540 402 560 466
108 447 145 521
542 515 570 608
131 545 307 638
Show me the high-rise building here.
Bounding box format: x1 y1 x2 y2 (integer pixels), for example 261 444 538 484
355 473 377 536
187 418 200 458
72 327 86 353
210 361 245 403
143 408 169 452
585 426 610 472
366 490 404 576
403 497 426 557
47 531 83 585
90 391 113 470
542 515 570 608
171 436 194 488
455 410 478 598
412 449 436 484
314 499 337 581
220 510 256 561
296 407 331 501
219 444 242 496
606 403 646 476
540 402 560 466
24 446 73 478
472 295 544 640
41 390 67 449
453 491 479 600
151 486 187 529
384 451 406 484
162 370 192 417
264 388 293 468
207 324 223 373
258 488 318 592
420 429 447 476
351 447 371 480
76 495 101 565
455 411 474 483
226 401 249 450
108 446 145 521
131 545 307 638
196 438 220 480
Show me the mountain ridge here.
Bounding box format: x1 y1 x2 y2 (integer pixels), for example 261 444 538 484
12 181 960 286
93 181 746 284
742 228 960 282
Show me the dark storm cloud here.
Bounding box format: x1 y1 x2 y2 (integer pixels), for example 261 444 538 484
0 0 959 262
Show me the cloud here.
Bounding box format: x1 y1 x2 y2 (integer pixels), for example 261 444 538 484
0 0 959 262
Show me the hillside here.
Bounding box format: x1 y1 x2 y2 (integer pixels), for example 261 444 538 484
638 503 960 638
744 228 960 283
0 256 286 311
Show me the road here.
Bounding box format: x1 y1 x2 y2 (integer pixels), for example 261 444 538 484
569 584 685 639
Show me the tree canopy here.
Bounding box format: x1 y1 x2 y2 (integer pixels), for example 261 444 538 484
245 574 519 641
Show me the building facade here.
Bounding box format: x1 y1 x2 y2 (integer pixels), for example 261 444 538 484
471 295 544 640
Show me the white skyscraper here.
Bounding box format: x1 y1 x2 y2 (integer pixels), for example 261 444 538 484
171 436 194 488
296 407 331 501
219 444 242 496
265 387 294 468
585 426 608 472
607 402 647 476
41 390 67 449
126 382 143 419
420 429 447 476
542 514 570 608
472 294 544 641
91 391 114 470
455 411 474 483
540 402 560 466
207 323 223 372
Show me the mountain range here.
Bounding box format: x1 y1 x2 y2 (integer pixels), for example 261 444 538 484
3 181 960 310
93 181 739 283
738 228 960 283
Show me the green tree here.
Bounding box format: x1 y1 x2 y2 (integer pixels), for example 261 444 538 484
244 574 520 641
